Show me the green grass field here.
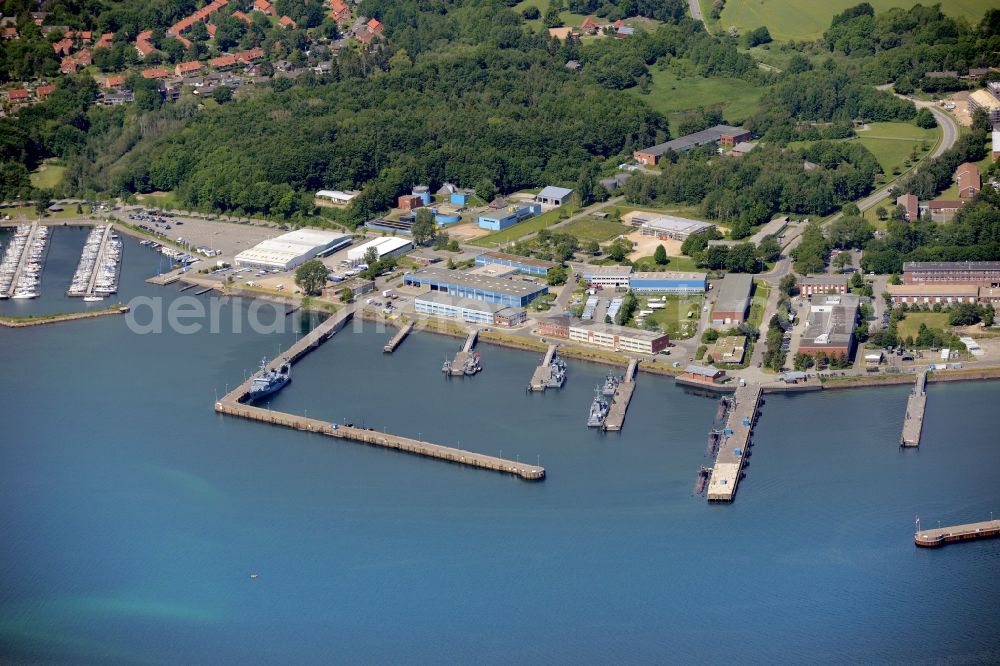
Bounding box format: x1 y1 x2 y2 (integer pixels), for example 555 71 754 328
469 206 573 248
718 0 989 42
638 294 704 339
748 280 770 329
897 312 951 340
1 204 84 220
632 66 764 125
558 218 630 242
632 254 705 273
29 163 66 190
850 122 937 175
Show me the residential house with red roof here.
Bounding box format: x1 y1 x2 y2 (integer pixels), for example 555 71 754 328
279 15 297 29
207 23 217 37
328 0 350 24
142 67 170 79
367 18 384 34
209 54 239 69
53 38 74 55
60 57 79 74
75 48 92 66
136 31 157 58
254 0 275 16
956 162 981 199
580 16 597 34
104 75 125 89
2 27 18 40
7 88 31 103
175 60 203 76
236 47 264 63
95 32 114 49
35 84 56 99
896 194 918 222
232 10 253 25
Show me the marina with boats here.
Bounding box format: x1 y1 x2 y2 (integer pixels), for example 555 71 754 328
67 224 122 299
0 222 49 300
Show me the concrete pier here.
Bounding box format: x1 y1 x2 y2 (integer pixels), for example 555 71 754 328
450 329 481 376
215 313 543 480
915 518 1000 547
901 369 927 448
383 321 414 353
214 400 545 480
603 358 638 432
706 384 762 502
529 344 559 392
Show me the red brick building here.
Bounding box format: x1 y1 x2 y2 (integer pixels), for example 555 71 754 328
797 275 848 296
397 195 423 211
903 261 1000 287
956 162 981 199
896 193 918 221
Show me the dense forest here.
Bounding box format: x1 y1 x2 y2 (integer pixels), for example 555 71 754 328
1 0 998 230
621 140 881 238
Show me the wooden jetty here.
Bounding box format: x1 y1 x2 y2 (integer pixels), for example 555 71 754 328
449 329 481 376
383 321 414 353
215 312 543 480
603 358 638 432
915 518 1000 548
901 369 927 448
706 384 762 502
529 344 559 392
178 282 197 292
194 287 213 296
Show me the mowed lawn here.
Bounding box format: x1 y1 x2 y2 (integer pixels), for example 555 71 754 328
29 164 66 189
897 312 950 340
633 67 763 124
640 294 704 339
719 0 989 42
632 254 704 273
469 207 570 248
558 218 630 242
850 122 938 175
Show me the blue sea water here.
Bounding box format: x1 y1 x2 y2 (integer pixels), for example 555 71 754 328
1 230 998 664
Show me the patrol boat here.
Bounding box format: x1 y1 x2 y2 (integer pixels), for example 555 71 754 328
247 359 291 401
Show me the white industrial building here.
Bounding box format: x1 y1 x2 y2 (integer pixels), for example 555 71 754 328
346 236 413 266
316 189 360 204
234 229 352 271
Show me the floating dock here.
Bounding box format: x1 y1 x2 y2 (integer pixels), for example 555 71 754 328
194 287 213 296
529 344 561 391
603 358 638 432
915 519 1000 548
706 384 762 502
449 329 481 376
383 321 414 353
215 313 541 480
901 369 927 448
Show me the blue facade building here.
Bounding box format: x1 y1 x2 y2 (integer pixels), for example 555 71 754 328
450 192 469 206
403 267 548 307
475 251 556 277
628 272 707 294
478 203 541 231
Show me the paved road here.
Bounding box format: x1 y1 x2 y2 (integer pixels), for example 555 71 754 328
688 0 705 25
919 102 959 159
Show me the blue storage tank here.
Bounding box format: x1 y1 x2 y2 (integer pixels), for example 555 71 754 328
435 211 461 225
412 186 431 206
